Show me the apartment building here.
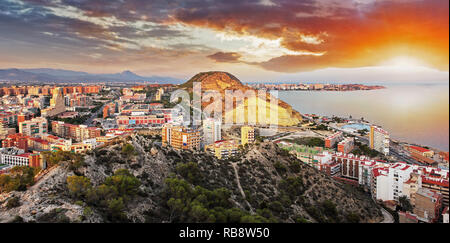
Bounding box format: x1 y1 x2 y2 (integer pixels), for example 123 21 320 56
204 140 239 159
325 131 343 148
162 124 201 150
372 162 414 201
0 147 42 168
337 137 355 154
19 117 48 137
369 126 390 155
202 118 222 146
241 126 255 145
414 188 443 223
51 121 101 142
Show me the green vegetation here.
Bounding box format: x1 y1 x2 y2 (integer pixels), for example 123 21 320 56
66 169 141 222
42 150 85 169
398 195 413 212
0 166 39 193
284 137 325 147
67 176 92 198
163 177 275 223
176 162 202 184
52 115 90 125
351 141 381 158
6 197 21 209
357 129 369 136
312 124 329 131
274 161 287 174
121 144 135 157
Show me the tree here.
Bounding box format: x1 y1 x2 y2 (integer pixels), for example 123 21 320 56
398 196 413 212
121 144 135 157
67 176 92 198
176 162 202 184
104 169 141 199
107 197 126 221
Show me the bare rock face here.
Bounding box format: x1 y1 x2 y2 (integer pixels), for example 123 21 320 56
150 147 158 156
180 71 303 126
0 165 103 223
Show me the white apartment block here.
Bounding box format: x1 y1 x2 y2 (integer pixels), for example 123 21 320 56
370 126 390 155
202 118 222 146
372 162 414 201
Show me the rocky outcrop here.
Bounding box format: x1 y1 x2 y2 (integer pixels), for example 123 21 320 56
0 135 382 223
180 71 303 126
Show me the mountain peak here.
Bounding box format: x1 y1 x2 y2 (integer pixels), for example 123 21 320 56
181 71 244 90
121 70 135 75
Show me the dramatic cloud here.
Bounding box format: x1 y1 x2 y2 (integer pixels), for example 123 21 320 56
0 0 448 78
207 52 242 63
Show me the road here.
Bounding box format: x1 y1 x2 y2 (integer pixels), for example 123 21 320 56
84 90 121 126
380 207 395 223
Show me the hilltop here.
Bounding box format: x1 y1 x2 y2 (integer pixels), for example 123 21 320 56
180 71 303 126
0 135 382 223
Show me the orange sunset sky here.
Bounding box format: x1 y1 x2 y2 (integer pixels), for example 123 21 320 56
0 0 448 82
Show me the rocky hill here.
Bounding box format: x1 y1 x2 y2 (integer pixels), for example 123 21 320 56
180 72 303 126
0 135 382 223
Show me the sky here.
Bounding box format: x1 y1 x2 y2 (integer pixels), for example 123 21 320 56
0 0 448 82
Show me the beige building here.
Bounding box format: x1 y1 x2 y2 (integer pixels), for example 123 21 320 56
205 140 239 159
162 124 201 150
42 88 66 117
414 188 443 223
241 126 255 145
19 117 48 137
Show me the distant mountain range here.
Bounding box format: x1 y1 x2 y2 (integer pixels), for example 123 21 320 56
0 68 182 84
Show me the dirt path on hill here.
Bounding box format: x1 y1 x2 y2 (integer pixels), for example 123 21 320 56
231 162 254 214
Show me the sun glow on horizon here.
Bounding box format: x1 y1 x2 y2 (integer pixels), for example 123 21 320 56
380 56 430 71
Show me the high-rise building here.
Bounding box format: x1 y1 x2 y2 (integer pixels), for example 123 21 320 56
241 126 255 145
369 126 390 155
202 118 221 146
19 117 48 137
42 88 66 117
162 124 201 150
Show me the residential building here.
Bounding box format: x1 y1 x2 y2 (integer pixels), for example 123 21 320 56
0 147 42 168
19 117 48 137
325 131 343 148
203 118 222 146
205 140 239 159
337 137 354 154
42 88 66 117
413 188 443 223
369 126 389 155
51 121 101 142
408 146 435 158
372 162 414 201
162 124 201 150
241 126 255 145
2 133 28 151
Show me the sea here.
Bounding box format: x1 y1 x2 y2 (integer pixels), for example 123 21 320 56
278 83 449 151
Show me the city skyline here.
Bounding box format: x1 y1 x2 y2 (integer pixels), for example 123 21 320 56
0 0 449 82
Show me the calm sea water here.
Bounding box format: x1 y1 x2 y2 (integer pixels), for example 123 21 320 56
278 84 449 151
